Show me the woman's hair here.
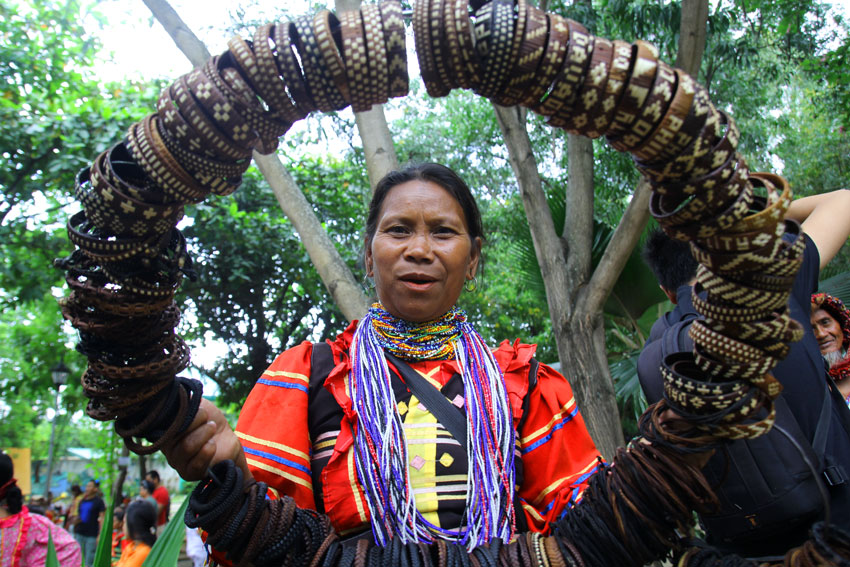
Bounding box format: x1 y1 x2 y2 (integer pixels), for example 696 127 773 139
140 479 155 494
125 500 157 547
0 452 23 515
364 163 485 251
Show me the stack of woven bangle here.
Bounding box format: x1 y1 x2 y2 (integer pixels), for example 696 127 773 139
54 0 850 565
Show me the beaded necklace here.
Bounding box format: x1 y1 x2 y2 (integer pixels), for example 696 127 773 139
349 304 515 550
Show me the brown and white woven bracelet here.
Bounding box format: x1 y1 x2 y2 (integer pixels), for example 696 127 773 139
608 60 677 152
414 0 450 97
249 24 304 124
534 19 593 118
496 3 547 106
379 0 409 99
272 21 318 115
472 0 518 100
549 36 614 136
313 11 351 103
631 69 696 162
292 14 347 112
605 40 658 139
428 0 457 94
584 39 632 139
453 0 483 90
362 3 390 105
517 12 569 108
339 9 372 113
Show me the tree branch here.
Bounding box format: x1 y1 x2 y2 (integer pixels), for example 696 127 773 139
579 176 652 316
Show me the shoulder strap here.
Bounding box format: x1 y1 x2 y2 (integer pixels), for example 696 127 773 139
812 380 835 455
309 342 335 401
517 358 540 433
385 352 468 449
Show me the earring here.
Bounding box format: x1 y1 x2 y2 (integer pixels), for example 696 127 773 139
464 276 478 292
363 274 375 290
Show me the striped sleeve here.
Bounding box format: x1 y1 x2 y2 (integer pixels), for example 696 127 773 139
235 340 317 509
516 362 601 532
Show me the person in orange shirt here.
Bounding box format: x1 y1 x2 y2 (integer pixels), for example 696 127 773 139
114 501 156 567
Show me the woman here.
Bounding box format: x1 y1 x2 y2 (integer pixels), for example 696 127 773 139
166 163 600 550
0 452 81 567
115 500 156 567
137 480 158 513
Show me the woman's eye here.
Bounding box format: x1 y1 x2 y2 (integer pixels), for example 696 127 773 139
435 227 457 236
387 225 408 234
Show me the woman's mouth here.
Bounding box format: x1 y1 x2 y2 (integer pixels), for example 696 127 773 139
400 275 437 290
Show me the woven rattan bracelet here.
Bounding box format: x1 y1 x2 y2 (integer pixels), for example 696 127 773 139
473 0 518 100
427 0 456 95
453 0 482 90
496 3 547 106
631 69 696 162
550 36 614 135
583 39 632 139
312 11 351 103
171 73 254 161
491 0 529 106
414 0 448 97
535 19 593 118
605 40 658 139
339 9 372 113
689 229 783 273
442 0 469 89
660 178 753 241
205 61 290 153
637 99 721 183
518 12 569 108
271 21 318 115
154 119 245 197
242 25 303 124
608 60 676 152
293 14 347 112
362 3 390 105
103 142 166 204
638 82 712 169
380 0 408 99
649 161 749 228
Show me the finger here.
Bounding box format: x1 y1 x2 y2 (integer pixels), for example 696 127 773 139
165 420 217 479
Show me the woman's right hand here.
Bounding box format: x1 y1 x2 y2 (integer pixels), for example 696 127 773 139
162 398 251 482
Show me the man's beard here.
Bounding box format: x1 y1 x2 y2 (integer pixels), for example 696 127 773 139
824 348 848 368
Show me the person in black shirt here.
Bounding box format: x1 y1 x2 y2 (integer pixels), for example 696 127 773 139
638 189 850 558
73 480 105 567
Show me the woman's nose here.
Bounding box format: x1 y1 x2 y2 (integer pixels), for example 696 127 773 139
405 232 434 260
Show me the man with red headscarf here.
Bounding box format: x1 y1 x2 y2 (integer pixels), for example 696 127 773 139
811 292 850 405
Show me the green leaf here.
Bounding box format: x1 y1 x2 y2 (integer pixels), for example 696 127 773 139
93 495 114 567
46 529 60 567
142 496 191 567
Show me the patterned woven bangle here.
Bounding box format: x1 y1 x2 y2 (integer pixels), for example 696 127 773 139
209 60 292 152
428 0 456 94
229 33 296 124
605 40 658 139
87 151 184 237
496 3 547 106
68 211 169 262
156 83 220 164
608 60 676 152
380 0 409 99
518 12 569 108
453 0 483 90
650 156 749 228
249 24 304 124
362 3 390 105
272 21 318 115
689 234 784 276
292 14 347 112
443 0 469 89
534 20 593 118
697 210 784 254
339 9 372 113
631 69 696 162
414 0 449 97
313 11 351 103
584 39 632 139
659 178 753 241
735 172 792 233
472 0 517 100
171 72 254 161
549 36 614 136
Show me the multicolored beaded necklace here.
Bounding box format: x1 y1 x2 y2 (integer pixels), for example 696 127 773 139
349 304 516 550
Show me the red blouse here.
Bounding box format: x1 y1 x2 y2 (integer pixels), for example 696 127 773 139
235 321 601 539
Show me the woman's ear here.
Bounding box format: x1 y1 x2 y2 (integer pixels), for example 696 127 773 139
467 237 482 279
365 241 374 277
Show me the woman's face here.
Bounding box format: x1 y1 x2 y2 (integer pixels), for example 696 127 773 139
366 180 480 322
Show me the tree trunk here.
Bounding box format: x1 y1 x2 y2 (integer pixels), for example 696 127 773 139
493 103 625 459
676 0 710 76
141 0 370 322
112 445 130 507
